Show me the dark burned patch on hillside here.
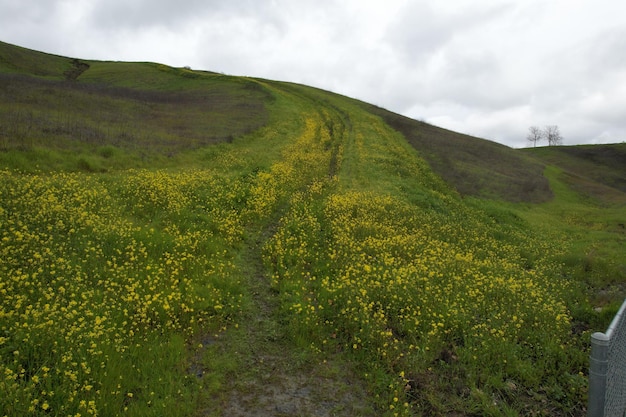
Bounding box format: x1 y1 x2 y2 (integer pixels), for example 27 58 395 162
64 59 90 81
0 72 269 156
0 72 267 106
524 144 626 199
522 144 626 206
365 105 553 203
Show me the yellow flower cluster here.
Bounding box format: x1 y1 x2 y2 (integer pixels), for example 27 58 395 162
245 114 335 220
0 99 348 415
0 85 582 415
262 106 575 415
0 169 245 415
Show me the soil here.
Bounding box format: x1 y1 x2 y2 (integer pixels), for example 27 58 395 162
192 219 377 417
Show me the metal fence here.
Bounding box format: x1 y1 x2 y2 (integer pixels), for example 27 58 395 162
588 298 626 417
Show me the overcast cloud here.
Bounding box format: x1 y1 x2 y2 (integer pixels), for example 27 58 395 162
1 0 625 147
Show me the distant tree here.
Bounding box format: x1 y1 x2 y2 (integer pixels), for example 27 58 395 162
527 126 543 147
526 125 564 146
544 125 563 146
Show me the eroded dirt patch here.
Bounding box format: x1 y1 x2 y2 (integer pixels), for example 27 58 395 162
193 221 377 417
220 361 374 417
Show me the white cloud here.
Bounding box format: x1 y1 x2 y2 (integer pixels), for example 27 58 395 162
1 0 626 147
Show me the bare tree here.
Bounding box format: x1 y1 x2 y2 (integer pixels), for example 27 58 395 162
526 125 564 146
545 125 563 146
527 126 543 147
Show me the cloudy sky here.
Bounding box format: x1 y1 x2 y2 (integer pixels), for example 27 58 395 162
1 0 625 148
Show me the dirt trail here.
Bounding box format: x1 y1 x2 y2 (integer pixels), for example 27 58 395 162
195 224 376 417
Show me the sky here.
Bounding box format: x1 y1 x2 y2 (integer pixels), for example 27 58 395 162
1 0 626 148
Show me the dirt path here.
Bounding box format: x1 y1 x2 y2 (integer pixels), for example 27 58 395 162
194 223 376 417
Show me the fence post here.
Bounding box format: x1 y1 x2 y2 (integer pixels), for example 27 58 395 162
588 332 609 417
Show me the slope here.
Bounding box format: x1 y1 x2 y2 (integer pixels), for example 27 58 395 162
1 40 623 416
523 143 626 206
0 40 79 78
365 105 554 203
0 41 270 171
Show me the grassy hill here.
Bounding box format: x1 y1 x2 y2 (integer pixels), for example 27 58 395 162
524 144 626 204
1 40 625 417
366 105 554 203
0 41 269 172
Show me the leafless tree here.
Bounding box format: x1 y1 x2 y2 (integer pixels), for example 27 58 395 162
527 126 543 147
526 125 564 146
545 125 563 146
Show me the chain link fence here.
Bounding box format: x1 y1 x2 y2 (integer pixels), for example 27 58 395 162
588 298 626 417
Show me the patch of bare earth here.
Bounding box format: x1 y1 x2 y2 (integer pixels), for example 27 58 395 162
193 225 376 417
221 359 373 417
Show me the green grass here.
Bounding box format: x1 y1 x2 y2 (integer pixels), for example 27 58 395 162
1 40 625 416
367 104 553 203
0 41 75 78
505 166 626 310
258 90 592 415
0 43 271 172
523 143 626 196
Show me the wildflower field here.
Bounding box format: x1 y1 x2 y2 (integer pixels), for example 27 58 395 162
1 47 623 416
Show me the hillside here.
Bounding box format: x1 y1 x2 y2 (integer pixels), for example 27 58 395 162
0 41 270 171
2 40 621 205
1 40 625 417
523 144 626 205
364 105 553 203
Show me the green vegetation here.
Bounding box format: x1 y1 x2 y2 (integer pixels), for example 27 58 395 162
512 150 626 311
1 40 624 416
523 143 626 201
0 41 76 79
0 42 269 172
369 105 553 203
